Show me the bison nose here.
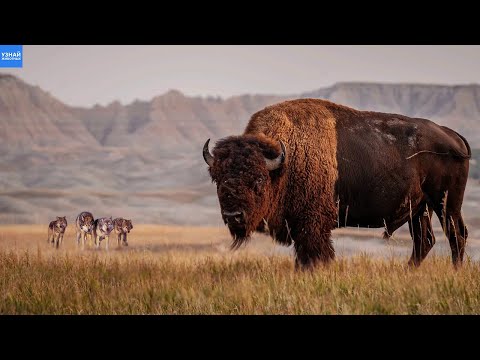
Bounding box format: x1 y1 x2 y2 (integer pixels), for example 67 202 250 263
222 210 245 224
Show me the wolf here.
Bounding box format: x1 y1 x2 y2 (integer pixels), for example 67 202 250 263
93 217 114 250
75 211 95 250
48 216 67 249
113 218 133 247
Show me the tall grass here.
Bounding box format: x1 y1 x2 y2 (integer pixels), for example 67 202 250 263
2 249 480 314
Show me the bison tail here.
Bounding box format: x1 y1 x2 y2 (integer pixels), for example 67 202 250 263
453 130 472 159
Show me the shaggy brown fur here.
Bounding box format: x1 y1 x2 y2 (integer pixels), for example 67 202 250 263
204 98 470 270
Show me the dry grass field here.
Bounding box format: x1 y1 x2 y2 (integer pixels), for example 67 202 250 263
2 224 480 314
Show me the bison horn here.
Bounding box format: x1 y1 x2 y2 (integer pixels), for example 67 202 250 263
265 140 286 171
203 139 214 167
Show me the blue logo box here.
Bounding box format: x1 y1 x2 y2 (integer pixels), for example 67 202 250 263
0 45 23 68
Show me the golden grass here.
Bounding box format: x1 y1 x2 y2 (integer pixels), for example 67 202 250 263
1 225 479 314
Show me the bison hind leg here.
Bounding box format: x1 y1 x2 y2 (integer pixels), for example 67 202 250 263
435 210 467 269
408 203 435 267
424 187 468 268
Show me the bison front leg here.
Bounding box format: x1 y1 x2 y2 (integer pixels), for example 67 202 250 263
292 221 335 270
408 204 435 267
123 233 128 246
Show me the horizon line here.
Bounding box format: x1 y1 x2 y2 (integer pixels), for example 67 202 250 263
2 72 479 109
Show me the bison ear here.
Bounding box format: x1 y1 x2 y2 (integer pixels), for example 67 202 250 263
56 216 61 220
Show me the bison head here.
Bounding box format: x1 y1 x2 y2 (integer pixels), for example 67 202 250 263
203 135 286 249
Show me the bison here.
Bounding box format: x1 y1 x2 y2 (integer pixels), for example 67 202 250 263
203 99 471 270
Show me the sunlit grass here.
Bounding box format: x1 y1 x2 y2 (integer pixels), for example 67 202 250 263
1 225 479 314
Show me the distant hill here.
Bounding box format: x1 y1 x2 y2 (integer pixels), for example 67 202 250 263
0 73 479 225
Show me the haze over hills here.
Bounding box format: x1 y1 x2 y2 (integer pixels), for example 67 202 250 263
1 73 479 226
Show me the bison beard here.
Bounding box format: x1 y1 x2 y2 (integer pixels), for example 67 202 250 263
203 98 470 270
230 230 248 250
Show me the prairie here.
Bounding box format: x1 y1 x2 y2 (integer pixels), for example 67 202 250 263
2 224 480 314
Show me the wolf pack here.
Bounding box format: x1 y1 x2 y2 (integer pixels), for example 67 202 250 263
47 211 133 250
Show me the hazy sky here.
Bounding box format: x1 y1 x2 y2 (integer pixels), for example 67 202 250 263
2 45 480 107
